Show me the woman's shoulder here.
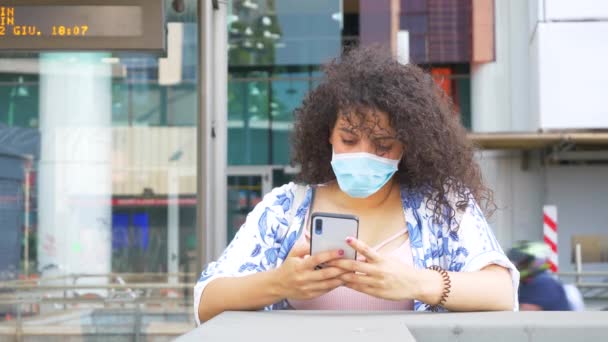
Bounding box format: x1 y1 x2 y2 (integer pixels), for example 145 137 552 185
266 182 310 199
257 182 311 212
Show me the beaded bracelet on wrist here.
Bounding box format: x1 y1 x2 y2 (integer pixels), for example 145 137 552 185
426 265 451 312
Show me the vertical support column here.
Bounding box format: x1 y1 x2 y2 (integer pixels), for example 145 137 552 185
212 0 228 257
38 53 112 296
163 20 186 286
168 165 180 284
196 0 211 279
397 30 410 64
23 156 33 278
543 205 558 273
197 0 228 274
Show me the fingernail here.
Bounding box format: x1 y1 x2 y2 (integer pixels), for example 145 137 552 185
346 237 353 244
338 249 344 256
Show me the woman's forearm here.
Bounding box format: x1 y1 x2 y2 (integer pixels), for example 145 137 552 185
416 264 514 311
198 269 284 323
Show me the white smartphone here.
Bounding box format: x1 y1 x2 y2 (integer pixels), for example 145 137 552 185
309 212 359 262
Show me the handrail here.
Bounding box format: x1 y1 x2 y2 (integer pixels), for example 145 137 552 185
0 283 193 290
558 271 608 277
0 281 196 338
0 272 196 286
0 297 193 305
575 283 608 288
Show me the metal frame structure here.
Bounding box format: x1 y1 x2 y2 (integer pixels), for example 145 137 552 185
0 273 196 340
0 266 605 340
197 0 228 280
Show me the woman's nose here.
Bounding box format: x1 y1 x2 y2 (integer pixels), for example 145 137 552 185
358 139 376 154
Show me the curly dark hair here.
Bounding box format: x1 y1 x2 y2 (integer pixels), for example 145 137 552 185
291 45 494 225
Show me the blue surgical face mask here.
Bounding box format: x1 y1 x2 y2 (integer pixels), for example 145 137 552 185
331 150 400 198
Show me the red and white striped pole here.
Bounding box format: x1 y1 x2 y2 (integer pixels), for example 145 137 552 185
543 205 558 273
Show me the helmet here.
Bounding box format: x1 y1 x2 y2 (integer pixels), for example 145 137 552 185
507 241 551 281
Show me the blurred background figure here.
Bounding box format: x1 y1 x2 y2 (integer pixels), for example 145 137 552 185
508 241 584 311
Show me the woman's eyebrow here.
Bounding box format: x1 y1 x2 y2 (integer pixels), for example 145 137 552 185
371 135 397 141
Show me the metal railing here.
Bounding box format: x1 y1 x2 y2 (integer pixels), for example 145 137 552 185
1 246 607 341
0 273 197 341
557 243 608 301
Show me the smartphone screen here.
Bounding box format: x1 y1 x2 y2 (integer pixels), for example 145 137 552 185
309 212 359 261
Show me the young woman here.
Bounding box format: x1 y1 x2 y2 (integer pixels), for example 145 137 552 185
194 46 519 324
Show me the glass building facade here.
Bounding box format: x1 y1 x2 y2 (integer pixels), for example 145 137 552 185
225 0 342 240
0 4 199 279
0 2 201 336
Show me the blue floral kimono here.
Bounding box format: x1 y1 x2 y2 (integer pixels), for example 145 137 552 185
194 182 519 324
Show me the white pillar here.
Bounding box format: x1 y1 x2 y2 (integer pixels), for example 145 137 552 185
38 53 112 296
397 30 410 65
168 165 180 284
471 0 543 248
212 0 228 256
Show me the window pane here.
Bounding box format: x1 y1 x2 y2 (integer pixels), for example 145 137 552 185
0 10 199 333
229 0 341 66
227 175 263 242
228 73 271 165
270 70 309 165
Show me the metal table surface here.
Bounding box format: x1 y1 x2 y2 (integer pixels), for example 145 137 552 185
176 310 608 342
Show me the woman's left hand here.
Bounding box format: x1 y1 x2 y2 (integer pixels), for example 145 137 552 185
325 237 420 301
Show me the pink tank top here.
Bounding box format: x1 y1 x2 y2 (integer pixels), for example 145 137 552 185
288 228 415 310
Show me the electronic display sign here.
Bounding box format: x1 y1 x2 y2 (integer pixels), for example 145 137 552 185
0 1 164 52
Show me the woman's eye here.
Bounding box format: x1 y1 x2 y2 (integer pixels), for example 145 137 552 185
377 145 392 152
342 139 356 145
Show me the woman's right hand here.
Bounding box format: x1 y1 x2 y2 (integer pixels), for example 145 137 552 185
274 239 347 300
